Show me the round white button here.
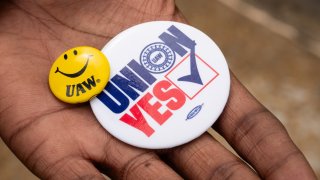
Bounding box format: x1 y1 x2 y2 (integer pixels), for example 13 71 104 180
90 21 230 149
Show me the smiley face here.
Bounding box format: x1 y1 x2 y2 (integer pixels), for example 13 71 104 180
55 49 91 78
49 46 110 104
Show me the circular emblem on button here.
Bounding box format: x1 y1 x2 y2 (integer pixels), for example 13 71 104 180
140 42 176 73
49 46 110 104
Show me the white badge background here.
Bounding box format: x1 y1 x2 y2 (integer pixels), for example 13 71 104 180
90 21 230 149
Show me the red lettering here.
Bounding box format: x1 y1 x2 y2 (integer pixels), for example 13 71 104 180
153 80 186 110
120 105 155 137
120 80 187 137
138 92 172 125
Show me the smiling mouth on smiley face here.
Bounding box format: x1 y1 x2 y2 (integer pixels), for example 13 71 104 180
55 51 93 78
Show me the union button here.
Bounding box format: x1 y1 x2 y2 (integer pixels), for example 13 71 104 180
90 21 230 149
49 46 110 104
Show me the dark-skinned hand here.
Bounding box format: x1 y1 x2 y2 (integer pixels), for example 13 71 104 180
0 0 316 179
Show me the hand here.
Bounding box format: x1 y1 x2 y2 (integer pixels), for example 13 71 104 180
0 0 316 179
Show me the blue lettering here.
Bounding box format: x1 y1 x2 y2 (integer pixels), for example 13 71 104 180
128 60 157 85
97 59 157 114
111 67 148 100
97 25 205 114
159 25 203 85
159 25 196 57
97 82 129 114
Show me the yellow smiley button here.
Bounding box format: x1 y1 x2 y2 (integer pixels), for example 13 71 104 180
49 46 110 104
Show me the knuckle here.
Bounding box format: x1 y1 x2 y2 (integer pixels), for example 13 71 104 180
231 108 269 146
120 151 158 179
209 160 245 180
230 107 292 160
264 149 301 178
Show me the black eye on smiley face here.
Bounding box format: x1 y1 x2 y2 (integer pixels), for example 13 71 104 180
56 49 91 78
63 50 78 60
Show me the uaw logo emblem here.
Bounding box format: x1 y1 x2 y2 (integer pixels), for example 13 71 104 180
90 22 229 148
140 42 176 74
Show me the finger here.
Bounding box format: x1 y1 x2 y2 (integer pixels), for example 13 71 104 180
92 137 182 179
213 73 316 179
75 107 182 180
41 157 105 180
161 133 259 180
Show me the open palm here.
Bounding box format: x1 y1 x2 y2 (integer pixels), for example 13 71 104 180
0 1 316 179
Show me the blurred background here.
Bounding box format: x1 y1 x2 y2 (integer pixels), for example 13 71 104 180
1 0 319 179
